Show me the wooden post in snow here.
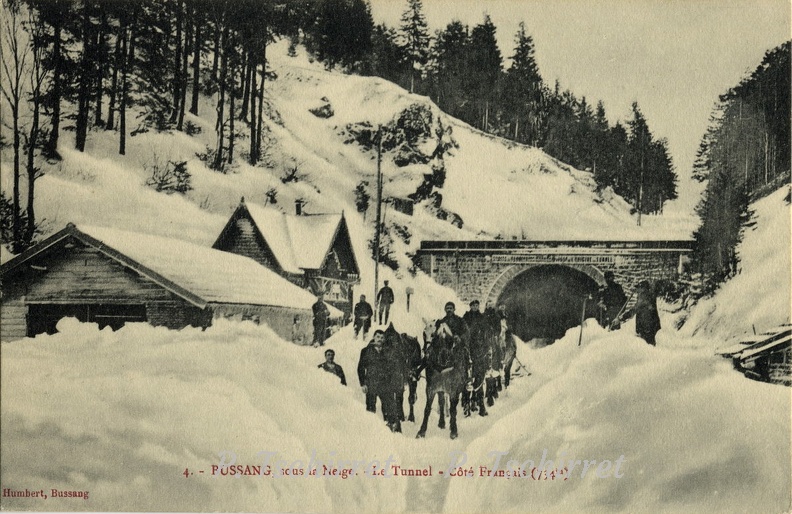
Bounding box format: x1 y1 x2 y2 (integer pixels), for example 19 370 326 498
373 126 383 307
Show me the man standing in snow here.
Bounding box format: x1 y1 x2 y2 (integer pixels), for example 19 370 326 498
312 293 330 347
634 281 661 346
598 271 628 329
463 300 490 416
353 294 374 340
318 349 346 385
376 280 395 325
357 330 400 431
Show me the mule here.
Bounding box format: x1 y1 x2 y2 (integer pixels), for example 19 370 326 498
416 322 471 439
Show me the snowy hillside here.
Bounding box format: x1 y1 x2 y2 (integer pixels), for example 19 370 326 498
679 185 791 346
1 41 694 267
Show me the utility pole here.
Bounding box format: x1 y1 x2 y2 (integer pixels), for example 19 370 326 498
373 126 383 304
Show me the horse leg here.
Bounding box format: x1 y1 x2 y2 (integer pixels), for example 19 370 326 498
408 380 417 423
416 390 435 438
505 358 514 388
397 387 406 422
462 386 472 417
449 393 460 440
476 370 488 416
486 376 496 406
438 391 446 429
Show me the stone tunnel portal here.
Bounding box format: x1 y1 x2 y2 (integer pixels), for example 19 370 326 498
497 264 601 343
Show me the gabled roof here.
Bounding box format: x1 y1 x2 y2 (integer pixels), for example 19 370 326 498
226 202 356 275
1 224 340 314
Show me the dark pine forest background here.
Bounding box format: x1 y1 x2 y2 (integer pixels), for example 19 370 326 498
1 0 790 299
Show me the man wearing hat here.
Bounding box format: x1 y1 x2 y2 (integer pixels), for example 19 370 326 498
357 330 401 431
376 280 395 325
318 349 346 385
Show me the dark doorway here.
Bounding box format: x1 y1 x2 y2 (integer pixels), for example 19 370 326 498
27 304 147 336
497 265 600 343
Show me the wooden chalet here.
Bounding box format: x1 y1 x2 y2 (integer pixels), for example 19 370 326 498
212 199 360 317
0 224 341 344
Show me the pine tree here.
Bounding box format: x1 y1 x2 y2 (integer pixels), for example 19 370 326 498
398 0 429 93
430 20 470 119
469 15 502 131
503 22 543 145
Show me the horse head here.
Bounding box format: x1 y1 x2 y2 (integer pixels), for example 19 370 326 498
384 322 401 346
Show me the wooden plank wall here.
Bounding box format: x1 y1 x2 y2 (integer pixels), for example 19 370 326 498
1 240 209 340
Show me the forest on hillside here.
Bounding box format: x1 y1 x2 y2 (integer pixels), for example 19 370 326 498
692 41 791 296
303 0 679 219
1 0 681 255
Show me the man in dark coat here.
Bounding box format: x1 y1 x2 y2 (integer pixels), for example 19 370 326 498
463 300 490 416
634 281 661 346
435 301 468 340
376 280 395 325
598 271 628 329
353 294 374 340
318 349 346 385
357 330 401 432
312 293 330 347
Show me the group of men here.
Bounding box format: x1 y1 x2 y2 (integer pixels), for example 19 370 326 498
311 281 396 348
352 280 395 341
596 271 661 345
317 272 662 431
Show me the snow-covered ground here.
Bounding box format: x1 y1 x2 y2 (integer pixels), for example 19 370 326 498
1 41 790 513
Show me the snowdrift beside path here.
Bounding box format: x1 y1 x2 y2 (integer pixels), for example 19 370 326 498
0 319 410 512
2 316 789 512
681 185 791 345
445 322 791 514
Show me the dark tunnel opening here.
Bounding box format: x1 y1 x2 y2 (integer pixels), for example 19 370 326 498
497 265 601 344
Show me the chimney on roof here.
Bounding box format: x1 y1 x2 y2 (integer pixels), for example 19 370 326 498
295 199 304 216
240 196 245 204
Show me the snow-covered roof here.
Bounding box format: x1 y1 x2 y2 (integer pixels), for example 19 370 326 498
244 203 343 273
1 223 341 315
78 225 339 312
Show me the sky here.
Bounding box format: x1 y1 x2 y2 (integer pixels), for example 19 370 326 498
368 0 790 212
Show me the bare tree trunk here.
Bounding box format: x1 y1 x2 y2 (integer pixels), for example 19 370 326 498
120 24 134 155
189 6 201 115
249 59 257 164
241 52 250 122
228 89 235 164
171 0 183 124
45 21 62 158
212 19 220 82
177 2 190 131
213 24 228 169
255 42 266 163
75 0 92 152
94 7 107 126
106 32 121 130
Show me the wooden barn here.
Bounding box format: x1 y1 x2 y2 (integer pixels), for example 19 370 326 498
212 199 360 317
0 223 341 343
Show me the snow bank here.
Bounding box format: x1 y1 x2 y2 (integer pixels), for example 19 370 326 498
681 186 791 344
445 322 791 513
0 319 410 512
3 316 788 512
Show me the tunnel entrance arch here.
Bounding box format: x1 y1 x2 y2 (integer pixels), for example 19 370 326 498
487 264 605 343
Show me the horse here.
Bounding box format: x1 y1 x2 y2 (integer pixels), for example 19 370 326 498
383 323 423 423
498 318 517 389
416 322 471 440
